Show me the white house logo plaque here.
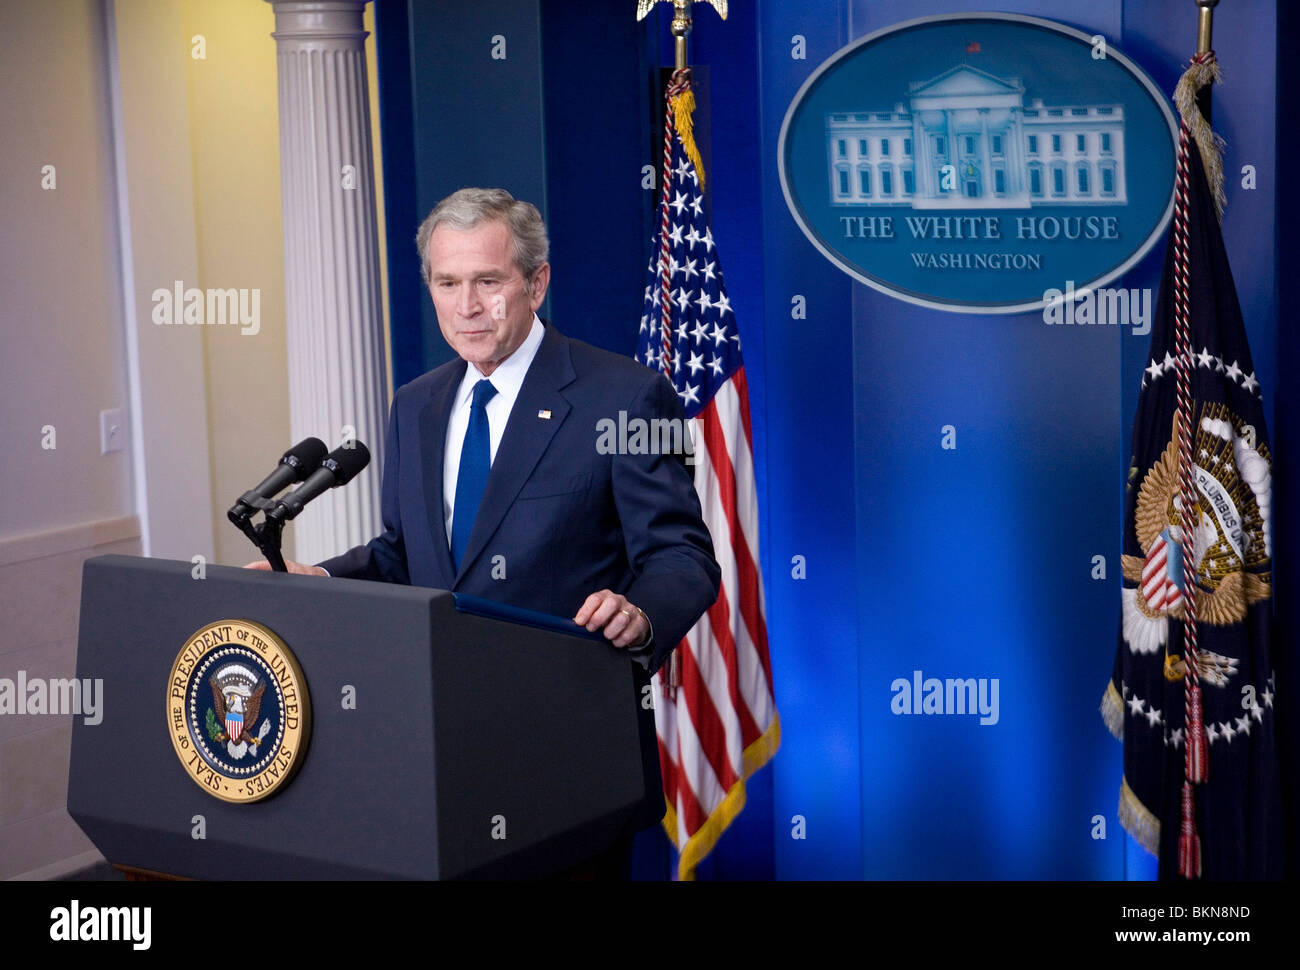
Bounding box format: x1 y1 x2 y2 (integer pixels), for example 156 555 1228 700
779 14 1177 313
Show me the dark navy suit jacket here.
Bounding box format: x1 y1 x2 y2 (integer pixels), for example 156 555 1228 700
318 321 720 677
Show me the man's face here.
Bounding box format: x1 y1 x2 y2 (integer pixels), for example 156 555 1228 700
426 219 549 377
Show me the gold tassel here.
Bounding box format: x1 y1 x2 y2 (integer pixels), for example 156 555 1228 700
1173 54 1226 221
670 89 706 190
1118 776 1161 857
1100 681 1125 741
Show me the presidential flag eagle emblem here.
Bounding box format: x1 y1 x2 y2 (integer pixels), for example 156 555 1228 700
1119 404 1272 672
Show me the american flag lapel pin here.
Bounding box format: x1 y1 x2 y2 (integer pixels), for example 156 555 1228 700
537 409 552 420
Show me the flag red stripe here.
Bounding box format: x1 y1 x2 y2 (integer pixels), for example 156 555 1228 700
705 376 775 695
699 397 775 700
732 365 757 451
700 549 762 747
696 415 765 745
677 628 741 792
673 729 709 836
656 735 679 816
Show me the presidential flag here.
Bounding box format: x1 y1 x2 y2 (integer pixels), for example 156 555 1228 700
636 68 780 880
1101 53 1283 879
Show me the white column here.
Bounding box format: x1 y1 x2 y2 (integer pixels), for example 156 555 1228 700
1006 108 1024 199
944 109 955 200
266 0 385 564
912 116 928 197
978 109 992 198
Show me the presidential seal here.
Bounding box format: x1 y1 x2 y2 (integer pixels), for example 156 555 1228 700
166 619 311 803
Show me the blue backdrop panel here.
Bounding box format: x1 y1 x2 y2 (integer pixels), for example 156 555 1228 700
843 0 1126 881
540 0 656 358
380 0 549 379
751 0 864 880
372 0 1291 880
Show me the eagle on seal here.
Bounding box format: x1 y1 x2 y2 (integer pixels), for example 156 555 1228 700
210 677 266 745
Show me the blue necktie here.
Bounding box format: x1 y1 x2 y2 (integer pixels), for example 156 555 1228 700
451 378 498 570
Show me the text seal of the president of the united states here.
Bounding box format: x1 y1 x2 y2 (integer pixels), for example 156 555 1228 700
166 619 311 803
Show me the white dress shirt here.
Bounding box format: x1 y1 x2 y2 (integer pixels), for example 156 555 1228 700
442 314 546 544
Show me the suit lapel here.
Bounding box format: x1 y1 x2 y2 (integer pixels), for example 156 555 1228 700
417 361 465 587
454 323 576 584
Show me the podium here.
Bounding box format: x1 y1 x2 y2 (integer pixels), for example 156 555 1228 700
67 555 652 879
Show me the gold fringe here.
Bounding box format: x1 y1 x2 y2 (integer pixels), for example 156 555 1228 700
661 712 782 880
1118 776 1161 858
742 709 782 778
1173 55 1226 220
1100 681 1125 741
670 89 707 190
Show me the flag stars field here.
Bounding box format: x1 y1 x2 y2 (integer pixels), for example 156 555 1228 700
1127 684 1275 754
1139 349 1261 398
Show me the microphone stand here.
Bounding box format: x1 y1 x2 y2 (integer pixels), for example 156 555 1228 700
228 497 288 573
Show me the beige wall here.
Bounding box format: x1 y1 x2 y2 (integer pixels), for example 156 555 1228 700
0 0 140 879
185 0 391 565
183 0 292 565
0 0 134 541
0 0 390 878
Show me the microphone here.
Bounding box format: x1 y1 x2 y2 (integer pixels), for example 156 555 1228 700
266 441 371 522
228 437 329 519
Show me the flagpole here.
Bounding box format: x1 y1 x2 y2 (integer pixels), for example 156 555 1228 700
1195 0 1218 122
636 0 729 71
1195 0 1216 53
671 0 692 71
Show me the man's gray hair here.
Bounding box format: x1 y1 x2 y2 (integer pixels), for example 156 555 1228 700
416 188 549 284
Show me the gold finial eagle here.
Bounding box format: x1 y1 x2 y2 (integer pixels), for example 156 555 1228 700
636 0 729 22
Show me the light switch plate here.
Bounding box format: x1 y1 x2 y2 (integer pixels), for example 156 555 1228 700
100 408 124 455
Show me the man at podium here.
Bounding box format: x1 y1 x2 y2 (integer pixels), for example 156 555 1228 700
246 190 719 876
252 187 719 673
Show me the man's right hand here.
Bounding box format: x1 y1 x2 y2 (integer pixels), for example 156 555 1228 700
243 559 328 577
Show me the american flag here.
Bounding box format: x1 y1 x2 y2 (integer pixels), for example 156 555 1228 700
635 72 780 881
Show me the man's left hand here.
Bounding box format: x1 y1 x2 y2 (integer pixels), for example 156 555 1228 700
574 590 650 649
